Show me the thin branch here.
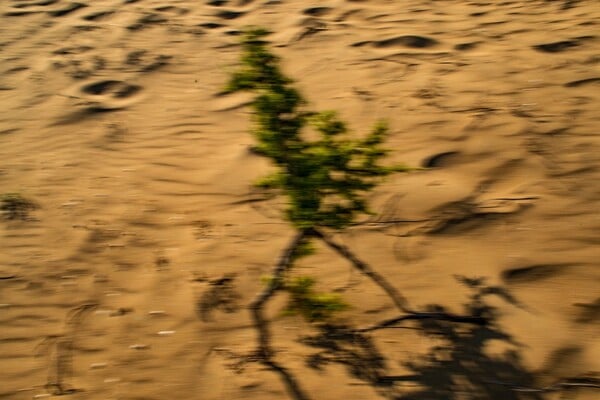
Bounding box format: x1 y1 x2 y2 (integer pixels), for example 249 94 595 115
248 229 311 400
311 228 411 313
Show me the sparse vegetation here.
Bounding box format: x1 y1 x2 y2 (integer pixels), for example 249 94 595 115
224 28 493 400
276 276 349 322
226 26 415 326
226 27 411 231
1 193 37 220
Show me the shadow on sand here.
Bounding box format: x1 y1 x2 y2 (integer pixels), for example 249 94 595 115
299 276 547 400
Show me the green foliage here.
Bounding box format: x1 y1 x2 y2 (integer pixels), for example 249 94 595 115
290 236 315 262
227 27 409 229
282 276 348 322
1 193 37 220
261 270 347 323
254 171 285 189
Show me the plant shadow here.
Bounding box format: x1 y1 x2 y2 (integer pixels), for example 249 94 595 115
299 276 545 400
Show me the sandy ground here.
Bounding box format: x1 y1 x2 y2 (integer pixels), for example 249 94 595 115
1 1 599 399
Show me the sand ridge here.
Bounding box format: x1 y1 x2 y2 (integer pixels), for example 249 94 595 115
1 0 599 399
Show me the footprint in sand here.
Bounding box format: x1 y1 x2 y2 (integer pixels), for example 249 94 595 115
292 17 327 42
71 79 143 111
191 7 246 37
81 9 115 22
573 298 600 323
197 22 225 30
52 45 106 79
49 2 86 17
532 36 595 53
352 35 439 49
454 42 480 51
124 50 171 73
127 13 168 31
214 9 245 20
127 5 189 31
3 0 53 16
4 0 83 17
421 151 461 169
302 7 333 17
154 5 189 16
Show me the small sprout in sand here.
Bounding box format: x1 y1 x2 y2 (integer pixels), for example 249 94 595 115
262 274 348 322
282 276 348 322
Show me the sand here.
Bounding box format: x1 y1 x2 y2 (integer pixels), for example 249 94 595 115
1 0 599 399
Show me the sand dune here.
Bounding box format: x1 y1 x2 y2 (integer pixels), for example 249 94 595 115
1 0 599 399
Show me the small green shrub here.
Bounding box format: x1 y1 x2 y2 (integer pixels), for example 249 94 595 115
228 28 413 324
227 30 496 398
260 275 348 322
226 28 410 230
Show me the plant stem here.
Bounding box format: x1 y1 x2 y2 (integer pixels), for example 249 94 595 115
248 229 311 400
311 228 411 313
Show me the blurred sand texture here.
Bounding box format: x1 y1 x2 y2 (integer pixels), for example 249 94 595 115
1 0 599 399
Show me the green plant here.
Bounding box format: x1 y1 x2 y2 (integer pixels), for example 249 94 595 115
221 28 566 400
282 276 348 322
224 28 485 400
226 28 409 230
262 274 349 322
1 193 37 220
227 24 410 342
